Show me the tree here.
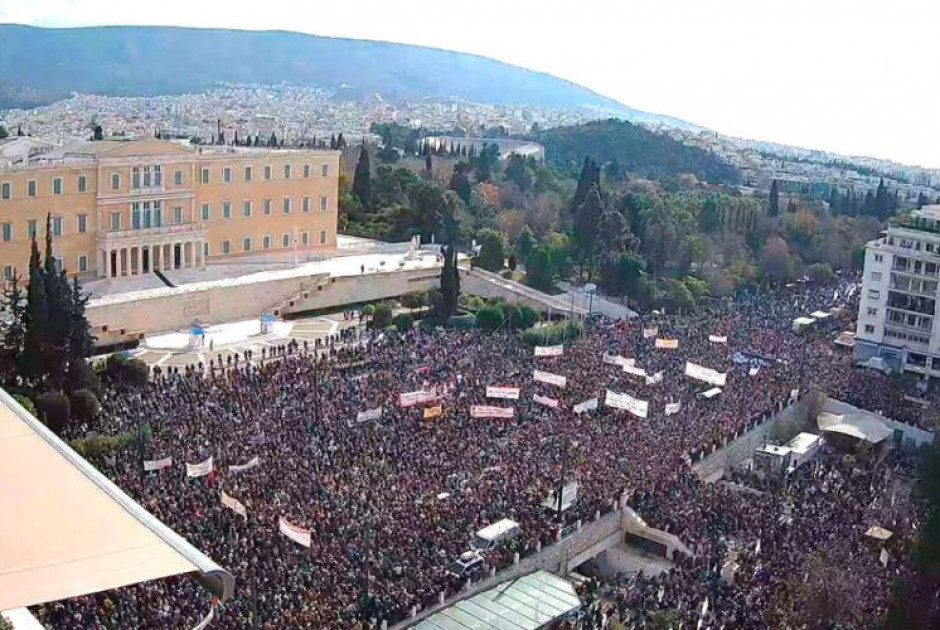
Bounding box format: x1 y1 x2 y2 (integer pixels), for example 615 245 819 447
0 124 8 140
253 135 261 147
475 305 505 332
571 157 601 214
372 303 393 328
16 125 24 136
699 195 721 233
68 275 95 362
806 261 834 284
0 273 26 383
70 389 101 424
438 244 460 319
92 125 103 141
376 145 400 164
769 179 780 216
600 251 646 298
572 184 604 276
21 237 48 380
507 254 517 271
449 163 472 203
352 145 373 211
269 131 278 147
476 229 507 272
761 236 793 283
525 247 554 292
786 198 797 213
36 391 70 434
392 312 413 333
504 155 533 191
425 152 432 174
514 225 537 262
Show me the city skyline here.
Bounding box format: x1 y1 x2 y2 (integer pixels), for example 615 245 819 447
0 0 938 168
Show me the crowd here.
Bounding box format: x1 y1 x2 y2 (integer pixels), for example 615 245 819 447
33 277 934 629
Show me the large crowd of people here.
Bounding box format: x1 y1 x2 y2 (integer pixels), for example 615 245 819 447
33 277 934 629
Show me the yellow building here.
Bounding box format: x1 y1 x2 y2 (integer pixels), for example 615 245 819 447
0 139 339 280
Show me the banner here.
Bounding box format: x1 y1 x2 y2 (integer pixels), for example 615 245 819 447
470 405 515 419
249 431 266 446
229 456 260 473
573 398 598 414
352 407 383 425
748 366 760 377
709 334 728 344
221 490 247 519
623 364 648 378
534 345 564 357
186 456 214 478
603 354 634 367
533 394 559 408
643 327 658 339
655 338 679 350
645 371 664 386
605 389 649 418
665 401 682 416
684 361 727 387
423 405 443 420
399 390 437 407
279 516 311 548
144 456 173 472
533 369 567 388
486 386 520 400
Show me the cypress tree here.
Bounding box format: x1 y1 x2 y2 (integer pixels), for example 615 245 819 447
68 275 94 364
330 133 337 150
269 131 278 147
22 238 48 381
425 152 432 174
253 135 261 147
0 272 26 384
352 145 372 211
337 133 347 149
768 180 780 216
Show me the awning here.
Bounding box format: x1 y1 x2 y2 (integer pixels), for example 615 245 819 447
816 411 892 444
0 388 233 611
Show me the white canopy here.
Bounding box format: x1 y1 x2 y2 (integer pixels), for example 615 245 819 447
816 411 892 444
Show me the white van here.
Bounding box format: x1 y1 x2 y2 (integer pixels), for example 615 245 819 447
470 518 521 552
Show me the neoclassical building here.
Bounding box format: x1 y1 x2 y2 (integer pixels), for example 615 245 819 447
0 139 339 280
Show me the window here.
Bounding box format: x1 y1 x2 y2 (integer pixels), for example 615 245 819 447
153 165 162 186
153 201 163 227
869 289 881 300
264 165 272 180
301 231 309 246
132 166 141 189
51 216 63 236
243 237 252 252
262 234 272 249
319 229 327 245
132 203 141 229
142 166 151 188
302 196 310 213
282 197 291 214
284 163 291 179
77 175 87 193
27 180 36 197
76 214 87 234
78 255 88 273
222 202 232 219
111 173 120 190
871 271 882 282
244 165 253 182
303 164 310 178
320 195 328 212
321 163 329 177
173 206 183 224
2 266 12 281
52 177 63 195
867 307 878 317
223 167 232 183
221 240 231 255
1 182 10 200
174 170 183 186
27 219 37 238
201 203 210 221
201 167 210 184
263 198 272 215
242 200 252 218
1 222 11 242
864 324 875 334
203 242 210 257
282 233 291 248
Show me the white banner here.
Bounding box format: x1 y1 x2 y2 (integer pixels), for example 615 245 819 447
645 371 664 386
533 369 567 388
355 407 384 423
623 364 648 378
684 361 727 387
144 456 173 472
534 345 564 357
229 456 260 473
399 390 437 407
186 456 213 478
655 338 678 350
533 394 559 408
665 401 682 416
709 334 728 344
279 516 312 548
748 366 760 377
643 327 659 339
470 405 515 419
486 386 520 400
605 389 649 418
191 605 215 630
221 490 247 519
603 354 634 367
573 397 598 414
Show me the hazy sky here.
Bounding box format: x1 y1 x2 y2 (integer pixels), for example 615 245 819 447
2 0 938 168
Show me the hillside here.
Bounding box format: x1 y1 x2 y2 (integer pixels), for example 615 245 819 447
0 24 630 112
534 119 738 183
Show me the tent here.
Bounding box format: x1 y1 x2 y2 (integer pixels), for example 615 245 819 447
792 317 815 332
816 411 892 444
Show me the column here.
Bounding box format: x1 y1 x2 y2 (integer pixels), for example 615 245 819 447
184 242 191 269
134 246 142 276
105 249 112 278
202 240 207 270
162 244 168 272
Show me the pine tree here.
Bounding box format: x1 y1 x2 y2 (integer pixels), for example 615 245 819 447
329 133 337 150
269 131 278 147
22 238 48 381
768 180 780 217
425 152 432 174
0 272 26 384
68 275 94 363
0 124 9 139
234 130 239 146
786 198 797 213
352 145 372 211
828 188 840 214
337 133 347 149
571 157 601 214
17 125 24 137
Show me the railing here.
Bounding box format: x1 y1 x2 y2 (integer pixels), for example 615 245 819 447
97 222 207 241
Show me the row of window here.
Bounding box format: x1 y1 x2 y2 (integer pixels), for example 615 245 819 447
205 162 329 184
1 176 90 200
217 230 328 254
3 255 87 280
893 256 940 277
131 165 164 189
1 215 82 241
886 236 940 255
884 328 930 345
209 195 329 220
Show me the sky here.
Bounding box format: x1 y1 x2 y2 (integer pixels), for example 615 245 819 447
1 0 938 168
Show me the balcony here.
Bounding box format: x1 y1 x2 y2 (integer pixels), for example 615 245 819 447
97 222 207 246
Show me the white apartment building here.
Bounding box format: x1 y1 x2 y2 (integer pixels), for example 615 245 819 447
855 205 940 376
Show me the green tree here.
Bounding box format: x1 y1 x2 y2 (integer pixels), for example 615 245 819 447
36 390 70 435
392 312 413 333
449 162 473 204
761 236 793 283
21 237 48 381
0 124 8 140
92 125 103 141
699 195 722 233
372 303 393 328
769 179 780 216
476 229 507 272
572 184 604 275
268 131 278 147
525 247 554 292
514 225 537 262
353 144 373 211
475 305 505 331
68 275 95 363
0 272 26 384
438 243 460 319
806 261 834 284
600 251 646 298
504 155 532 191
664 278 694 313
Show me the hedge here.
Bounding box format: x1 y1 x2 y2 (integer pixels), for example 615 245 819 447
521 321 582 347
36 390 71 434
446 314 477 329
70 389 101 423
393 312 414 333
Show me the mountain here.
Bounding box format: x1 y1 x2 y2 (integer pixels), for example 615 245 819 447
534 119 738 183
0 24 633 112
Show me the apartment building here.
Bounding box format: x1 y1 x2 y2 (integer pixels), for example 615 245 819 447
855 205 940 376
0 139 339 280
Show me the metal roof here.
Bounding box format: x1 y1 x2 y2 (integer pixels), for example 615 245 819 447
412 571 581 630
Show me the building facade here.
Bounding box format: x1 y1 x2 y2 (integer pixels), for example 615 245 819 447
0 139 339 280
855 205 940 376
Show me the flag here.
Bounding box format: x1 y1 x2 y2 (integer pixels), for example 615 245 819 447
665 401 682 416
709 334 728 344
470 405 515 419
603 354 634 367
685 361 727 387
221 490 248 519
423 405 443 419
229 456 260 473
623 364 648 378
534 345 564 357
645 371 664 386
144 456 173 472
533 394 559 408
350 406 383 426
643 327 658 339
399 390 437 407
748 366 760 377
533 369 567 388
880 548 889 567
486 386 520 400
279 516 311 547
755 538 761 555
605 389 649 419
186 456 213 478
573 398 598 414
655 338 678 350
